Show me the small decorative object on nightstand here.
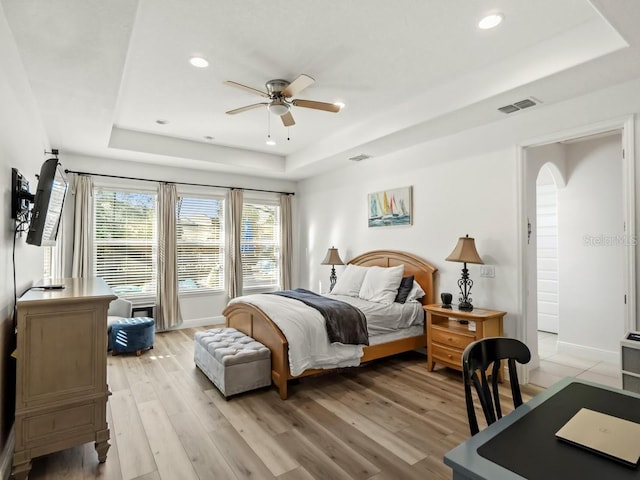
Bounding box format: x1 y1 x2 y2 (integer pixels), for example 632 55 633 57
321 246 344 292
441 292 453 308
446 234 484 311
424 303 506 381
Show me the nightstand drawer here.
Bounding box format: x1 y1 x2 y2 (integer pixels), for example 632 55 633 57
431 327 475 350
431 344 463 369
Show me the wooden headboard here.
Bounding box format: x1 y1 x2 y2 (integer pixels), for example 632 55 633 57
348 250 438 305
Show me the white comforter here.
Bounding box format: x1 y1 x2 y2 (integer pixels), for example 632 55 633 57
228 293 425 376
228 294 364 376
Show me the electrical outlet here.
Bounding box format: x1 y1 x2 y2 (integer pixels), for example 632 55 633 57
480 266 495 278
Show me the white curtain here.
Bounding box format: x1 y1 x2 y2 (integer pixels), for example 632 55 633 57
279 194 293 290
227 189 243 298
71 175 93 277
157 183 182 330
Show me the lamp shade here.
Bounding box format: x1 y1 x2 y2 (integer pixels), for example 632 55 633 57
446 235 484 264
321 247 344 266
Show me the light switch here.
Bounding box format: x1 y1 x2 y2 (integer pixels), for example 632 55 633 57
480 266 495 278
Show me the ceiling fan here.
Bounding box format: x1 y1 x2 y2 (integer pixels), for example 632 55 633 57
224 74 340 127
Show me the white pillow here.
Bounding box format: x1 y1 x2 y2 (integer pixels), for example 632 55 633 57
406 280 426 303
330 265 369 297
358 265 405 304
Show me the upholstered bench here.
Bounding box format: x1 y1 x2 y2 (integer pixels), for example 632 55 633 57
108 317 155 356
194 327 271 398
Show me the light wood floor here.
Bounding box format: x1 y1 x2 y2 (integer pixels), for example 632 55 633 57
27 327 525 480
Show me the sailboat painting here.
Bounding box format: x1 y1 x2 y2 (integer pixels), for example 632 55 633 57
368 186 412 227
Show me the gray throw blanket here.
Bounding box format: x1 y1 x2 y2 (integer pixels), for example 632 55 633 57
270 288 369 346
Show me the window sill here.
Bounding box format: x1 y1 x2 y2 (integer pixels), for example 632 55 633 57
178 288 225 298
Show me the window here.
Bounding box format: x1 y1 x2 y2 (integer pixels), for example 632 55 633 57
241 202 280 289
43 246 52 279
93 188 157 297
176 195 225 292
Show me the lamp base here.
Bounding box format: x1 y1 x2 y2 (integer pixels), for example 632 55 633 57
458 301 474 311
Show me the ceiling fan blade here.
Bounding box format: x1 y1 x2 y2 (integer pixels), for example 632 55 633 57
292 99 340 113
283 74 315 97
281 111 295 127
224 80 269 98
225 103 268 115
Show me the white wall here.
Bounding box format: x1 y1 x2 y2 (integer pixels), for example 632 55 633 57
60 153 297 326
297 143 519 332
558 134 624 359
0 3 50 465
525 143 567 366
296 77 640 350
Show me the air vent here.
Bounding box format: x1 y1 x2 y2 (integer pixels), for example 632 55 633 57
498 97 541 114
498 105 519 114
349 154 371 162
513 98 536 109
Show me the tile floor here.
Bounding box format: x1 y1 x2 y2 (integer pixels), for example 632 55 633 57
528 331 622 389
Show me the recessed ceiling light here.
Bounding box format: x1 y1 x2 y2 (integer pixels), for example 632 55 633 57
189 56 209 68
334 101 346 109
266 139 276 146
156 119 169 125
478 13 503 30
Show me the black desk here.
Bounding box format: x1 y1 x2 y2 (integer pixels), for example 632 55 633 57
444 378 640 480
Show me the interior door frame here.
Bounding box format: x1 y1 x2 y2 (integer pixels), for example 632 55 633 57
516 115 636 384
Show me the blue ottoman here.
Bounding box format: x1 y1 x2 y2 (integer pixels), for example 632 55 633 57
108 317 155 356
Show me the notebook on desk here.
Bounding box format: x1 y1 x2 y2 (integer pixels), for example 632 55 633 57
555 408 640 467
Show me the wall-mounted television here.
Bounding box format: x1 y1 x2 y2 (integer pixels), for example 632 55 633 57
26 158 68 246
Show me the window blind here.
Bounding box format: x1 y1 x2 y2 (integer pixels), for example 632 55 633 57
176 195 225 292
241 202 280 289
93 189 157 297
43 246 52 279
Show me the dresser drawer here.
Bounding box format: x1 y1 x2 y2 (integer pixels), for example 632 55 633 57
22 402 96 444
431 343 463 369
431 326 475 350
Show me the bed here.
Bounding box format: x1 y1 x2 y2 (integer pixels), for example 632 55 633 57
222 250 438 399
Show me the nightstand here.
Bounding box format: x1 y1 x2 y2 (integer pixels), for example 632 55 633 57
424 304 506 380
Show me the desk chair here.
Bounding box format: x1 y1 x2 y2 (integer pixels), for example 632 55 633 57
462 337 531 435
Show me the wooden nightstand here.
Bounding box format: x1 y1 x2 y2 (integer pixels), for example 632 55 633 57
424 304 506 380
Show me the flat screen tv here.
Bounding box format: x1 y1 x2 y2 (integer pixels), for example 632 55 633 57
26 158 68 246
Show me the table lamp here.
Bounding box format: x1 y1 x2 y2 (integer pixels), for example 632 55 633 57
446 235 484 311
321 246 344 292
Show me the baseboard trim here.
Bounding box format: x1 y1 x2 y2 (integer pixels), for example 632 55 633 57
0 425 15 480
169 316 225 330
557 340 619 364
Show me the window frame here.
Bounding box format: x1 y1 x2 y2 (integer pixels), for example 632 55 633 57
92 182 158 301
240 195 281 293
175 191 226 295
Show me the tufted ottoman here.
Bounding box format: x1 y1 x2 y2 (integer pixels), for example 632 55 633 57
194 327 271 398
108 317 155 356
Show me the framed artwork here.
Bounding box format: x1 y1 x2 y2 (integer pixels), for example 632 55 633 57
368 186 412 227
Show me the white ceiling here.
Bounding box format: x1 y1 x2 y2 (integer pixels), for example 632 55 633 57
2 0 640 179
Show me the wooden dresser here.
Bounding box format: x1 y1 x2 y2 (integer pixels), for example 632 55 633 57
424 304 506 380
12 278 116 480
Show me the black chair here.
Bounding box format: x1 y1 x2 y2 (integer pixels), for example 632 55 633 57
462 337 531 435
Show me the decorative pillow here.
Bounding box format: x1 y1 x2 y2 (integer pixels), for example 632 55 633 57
394 275 415 303
405 280 426 303
330 265 369 297
358 265 405 304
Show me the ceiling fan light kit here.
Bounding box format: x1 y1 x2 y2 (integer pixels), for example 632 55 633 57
267 99 290 116
224 74 341 128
